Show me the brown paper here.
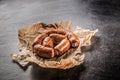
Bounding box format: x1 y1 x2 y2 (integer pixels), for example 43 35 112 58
11 21 98 69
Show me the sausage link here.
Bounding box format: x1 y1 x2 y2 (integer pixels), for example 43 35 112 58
54 38 70 56
46 29 67 35
33 44 54 58
66 32 80 47
32 29 79 58
50 33 66 44
32 33 48 47
42 37 53 48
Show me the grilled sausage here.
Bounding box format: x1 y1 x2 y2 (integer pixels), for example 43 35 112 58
33 44 54 58
32 29 80 58
49 33 66 44
32 33 48 47
42 37 53 48
54 38 70 56
66 32 80 47
46 29 67 35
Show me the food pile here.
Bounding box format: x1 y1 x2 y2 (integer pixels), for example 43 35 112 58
32 29 80 58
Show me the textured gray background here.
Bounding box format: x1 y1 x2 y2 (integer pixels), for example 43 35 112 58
0 0 120 80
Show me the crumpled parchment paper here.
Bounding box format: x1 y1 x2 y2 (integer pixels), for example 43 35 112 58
11 21 98 69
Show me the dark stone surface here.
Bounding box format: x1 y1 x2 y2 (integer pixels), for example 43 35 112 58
0 0 120 80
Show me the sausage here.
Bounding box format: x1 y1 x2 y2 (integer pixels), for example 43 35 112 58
54 38 70 56
49 33 66 44
46 29 67 35
33 44 54 58
32 29 79 58
66 32 80 47
32 33 48 47
42 37 53 48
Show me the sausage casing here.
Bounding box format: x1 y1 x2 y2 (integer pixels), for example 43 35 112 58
66 32 80 47
33 44 54 58
32 29 80 58
54 38 70 55
32 33 48 47
42 37 53 48
50 33 66 44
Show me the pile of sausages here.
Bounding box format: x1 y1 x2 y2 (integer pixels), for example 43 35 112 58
32 29 80 58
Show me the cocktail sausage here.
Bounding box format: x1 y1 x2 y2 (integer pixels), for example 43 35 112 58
66 32 80 47
32 33 48 47
54 38 70 55
33 44 54 58
50 33 66 44
42 37 53 48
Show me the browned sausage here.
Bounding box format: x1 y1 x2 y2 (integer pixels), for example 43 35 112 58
66 32 80 47
46 29 67 35
33 44 54 58
54 38 70 56
49 33 66 44
32 29 79 59
42 37 53 48
32 33 48 47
